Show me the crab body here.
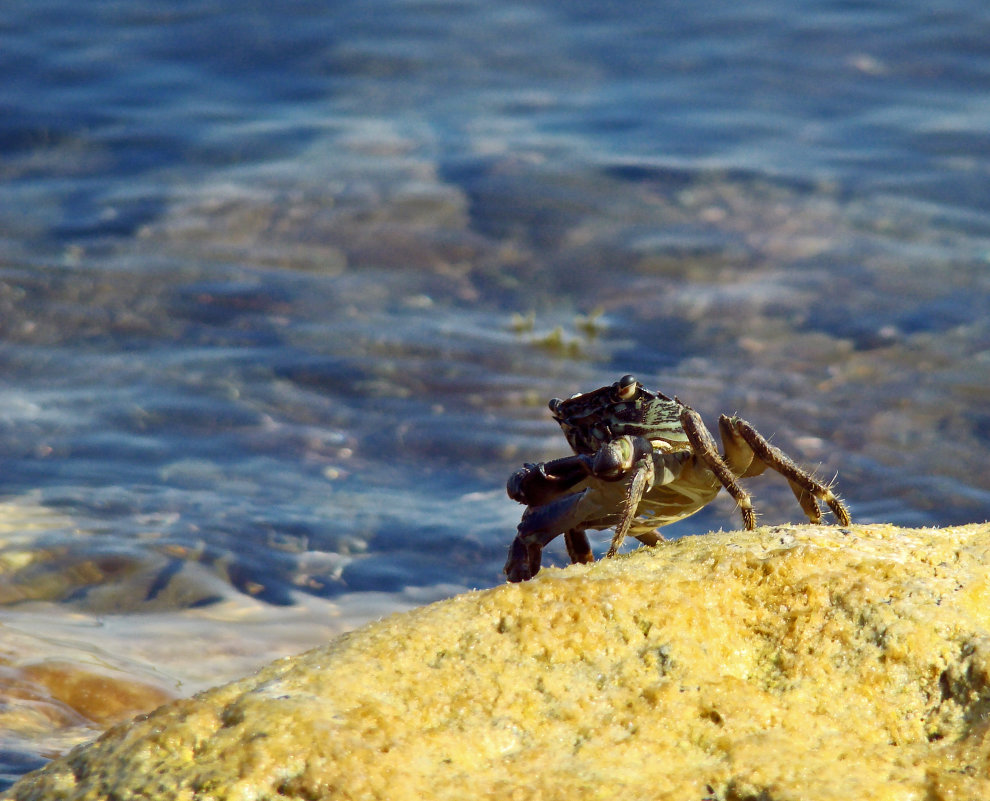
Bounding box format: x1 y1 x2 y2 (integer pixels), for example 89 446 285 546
504 375 850 582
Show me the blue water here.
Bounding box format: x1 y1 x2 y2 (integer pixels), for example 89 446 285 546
2 0 990 782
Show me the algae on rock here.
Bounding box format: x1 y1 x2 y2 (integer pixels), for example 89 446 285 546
7 523 990 800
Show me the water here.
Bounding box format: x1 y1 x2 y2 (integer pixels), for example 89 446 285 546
2 0 990 785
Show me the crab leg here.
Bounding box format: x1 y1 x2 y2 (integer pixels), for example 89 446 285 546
724 416 851 526
679 406 757 530
564 529 594 564
605 458 655 558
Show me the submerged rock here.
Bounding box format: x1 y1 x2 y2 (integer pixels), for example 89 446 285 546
15 662 176 729
8 523 990 800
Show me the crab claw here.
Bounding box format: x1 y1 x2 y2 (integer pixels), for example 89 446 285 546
503 490 595 582
504 535 542 583
506 455 594 506
591 435 654 481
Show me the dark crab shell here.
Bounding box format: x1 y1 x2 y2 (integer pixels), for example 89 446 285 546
549 375 690 455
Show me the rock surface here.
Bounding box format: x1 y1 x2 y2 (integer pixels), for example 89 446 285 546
7 523 990 801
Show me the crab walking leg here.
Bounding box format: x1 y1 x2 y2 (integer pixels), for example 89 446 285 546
727 416 851 526
679 406 757 530
564 529 594 564
717 415 822 523
605 459 655 558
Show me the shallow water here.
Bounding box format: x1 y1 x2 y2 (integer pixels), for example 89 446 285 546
2 0 990 785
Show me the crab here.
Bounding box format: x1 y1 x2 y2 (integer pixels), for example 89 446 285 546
504 374 851 582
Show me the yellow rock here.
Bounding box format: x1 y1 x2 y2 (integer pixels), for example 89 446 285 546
8 523 990 800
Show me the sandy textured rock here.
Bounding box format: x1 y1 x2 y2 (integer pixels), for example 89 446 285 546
7 523 990 800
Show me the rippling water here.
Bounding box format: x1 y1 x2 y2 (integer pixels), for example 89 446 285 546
2 0 990 785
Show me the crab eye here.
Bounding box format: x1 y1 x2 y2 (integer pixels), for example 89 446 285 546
614 374 638 401
548 398 563 415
